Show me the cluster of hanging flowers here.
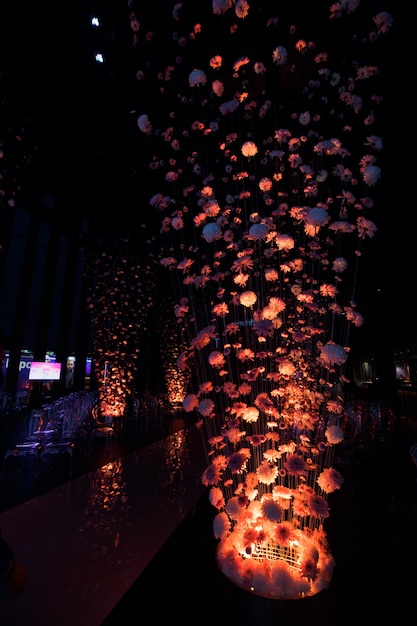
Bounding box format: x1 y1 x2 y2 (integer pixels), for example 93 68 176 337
129 0 392 599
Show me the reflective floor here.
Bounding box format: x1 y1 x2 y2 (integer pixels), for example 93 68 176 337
0 404 416 626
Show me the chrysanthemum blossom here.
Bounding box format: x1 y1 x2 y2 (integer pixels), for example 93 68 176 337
320 342 348 365
332 257 348 273
212 0 233 15
209 486 225 509
325 424 344 445
241 406 259 423
189 69 207 87
202 222 221 242
278 359 296 376
261 497 282 522
275 233 294 251
241 141 258 157
362 164 381 186
213 511 230 538
212 79 224 96
137 114 152 134
272 46 288 65
183 394 199 412
198 398 215 417
317 467 344 493
284 454 307 477
304 206 330 232
248 223 269 240
256 460 279 485
208 350 226 368
240 290 257 307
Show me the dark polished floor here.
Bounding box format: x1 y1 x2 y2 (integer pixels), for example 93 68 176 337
104 413 417 626
0 395 416 625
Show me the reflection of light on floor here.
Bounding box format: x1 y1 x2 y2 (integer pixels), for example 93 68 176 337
85 459 127 515
163 429 190 484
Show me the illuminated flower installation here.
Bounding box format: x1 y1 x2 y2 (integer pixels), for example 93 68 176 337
84 233 159 420
129 0 393 599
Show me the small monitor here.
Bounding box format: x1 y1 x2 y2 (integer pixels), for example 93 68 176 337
29 361 62 381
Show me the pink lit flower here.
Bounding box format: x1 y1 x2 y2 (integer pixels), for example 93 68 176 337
202 222 221 242
237 348 255 361
362 164 381 186
209 55 223 69
137 114 152 134
248 223 269 240
238 382 252 395
272 46 288 65
253 318 273 338
247 433 266 446
235 0 249 18
189 69 207 87
228 452 248 474
209 486 225 509
213 511 230 538
320 342 348 365
183 394 199 412
212 0 233 15
212 302 229 317
212 79 224 96
332 257 348 273
190 325 217 350
241 406 259 423
197 398 215 417
317 467 344 493
256 460 279 485
240 290 257 307
275 521 295 545
278 360 296 376
261 496 282 522
201 462 222 486
265 268 279 282
275 233 294 251
356 216 377 239
373 11 393 35
325 424 344 445
241 141 258 157
284 454 307 477
308 494 330 518
208 351 226 368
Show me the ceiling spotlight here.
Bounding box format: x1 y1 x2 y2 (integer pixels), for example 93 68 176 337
94 52 105 64
91 16 101 27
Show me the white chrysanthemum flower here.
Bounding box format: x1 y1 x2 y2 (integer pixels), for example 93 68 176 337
275 233 294 251
183 394 199 412
362 164 381 186
248 223 269 241
332 257 348 273
213 511 230 538
212 79 224 97
240 290 257 307
202 222 221 242
272 46 288 65
212 0 233 15
198 398 215 417
325 424 344 445
189 69 207 87
320 342 348 365
137 114 152 134
241 141 258 157
241 406 259 423
278 360 296 376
